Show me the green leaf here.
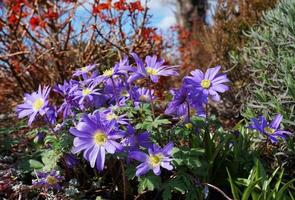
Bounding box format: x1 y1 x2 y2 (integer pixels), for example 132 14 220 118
29 159 44 169
172 147 205 169
41 150 61 171
125 165 136 180
241 178 262 200
275 169 284 192
138 175 161 194
226 168 240 200
44 135 58 145
276 179 295 200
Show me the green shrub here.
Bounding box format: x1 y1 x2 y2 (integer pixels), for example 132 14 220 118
234 0 295 130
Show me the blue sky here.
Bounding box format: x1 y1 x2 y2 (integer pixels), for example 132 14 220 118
75 0 177 31
145 0 177 30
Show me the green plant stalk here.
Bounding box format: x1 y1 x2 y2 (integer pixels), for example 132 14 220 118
111 77 120 106
147 78 155 119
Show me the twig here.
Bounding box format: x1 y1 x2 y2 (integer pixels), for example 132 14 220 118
94 25 130 56
202 183 233 200
0 51 30 59
120 160 127 200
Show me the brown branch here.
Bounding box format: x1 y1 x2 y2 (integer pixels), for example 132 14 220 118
94 25 130 56
0 51 30 59
22 25 47 49
202 183 233 200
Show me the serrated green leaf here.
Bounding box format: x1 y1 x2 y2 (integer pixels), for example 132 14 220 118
138 175 161 193
41 150 61 171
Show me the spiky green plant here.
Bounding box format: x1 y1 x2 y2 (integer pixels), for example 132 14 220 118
233 0 295 130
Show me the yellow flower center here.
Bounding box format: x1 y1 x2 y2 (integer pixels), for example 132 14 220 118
185 123 193 129
81 67 87 72
146 67 158 75
32 98 44 111
93 131 107 145
201 79 211 89
46 175 57 185
106 112 118 121
103 68 114 77
82 88 92 96
264 127 275 134
121 90 129 97
149 154 162 166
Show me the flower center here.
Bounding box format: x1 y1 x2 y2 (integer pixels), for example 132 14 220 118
32 98 44 111
93 131 107 145
46 175 57 185
201 79 211 89
139 94 149 102
149 154 162 166
146 67 158 75
264 127 275 134
103 68 114 77
82 88 92 96
106 112 118 121
185 123 193 129
121 90 129 97
81 67 87 72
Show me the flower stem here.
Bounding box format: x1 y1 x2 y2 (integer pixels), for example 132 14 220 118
202 183 233 200
148 79 155 119
111 77 120 106
120 160 127 200
206 103 209 119
44 115 57 135
186 100 191 122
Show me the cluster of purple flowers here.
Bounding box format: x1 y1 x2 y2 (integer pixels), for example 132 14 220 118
16 53 181 178
17 53 292 192
164 65 230 121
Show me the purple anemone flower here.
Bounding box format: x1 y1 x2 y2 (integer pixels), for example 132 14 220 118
121 125 152 151
54 80 78 118
165 86 205 120
129 142 174 176
132 87 155 104
45 106 57 125
63 153 79 169
103 78 125 105
73 64 96 77
184 66 229 102
32 171 63 191
128 53 178 83
100 108 129 125
34 132 45 143
73 83 100 106
248 114 292 143
16 85 51 126
95 57 131 83
70 112 124 171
